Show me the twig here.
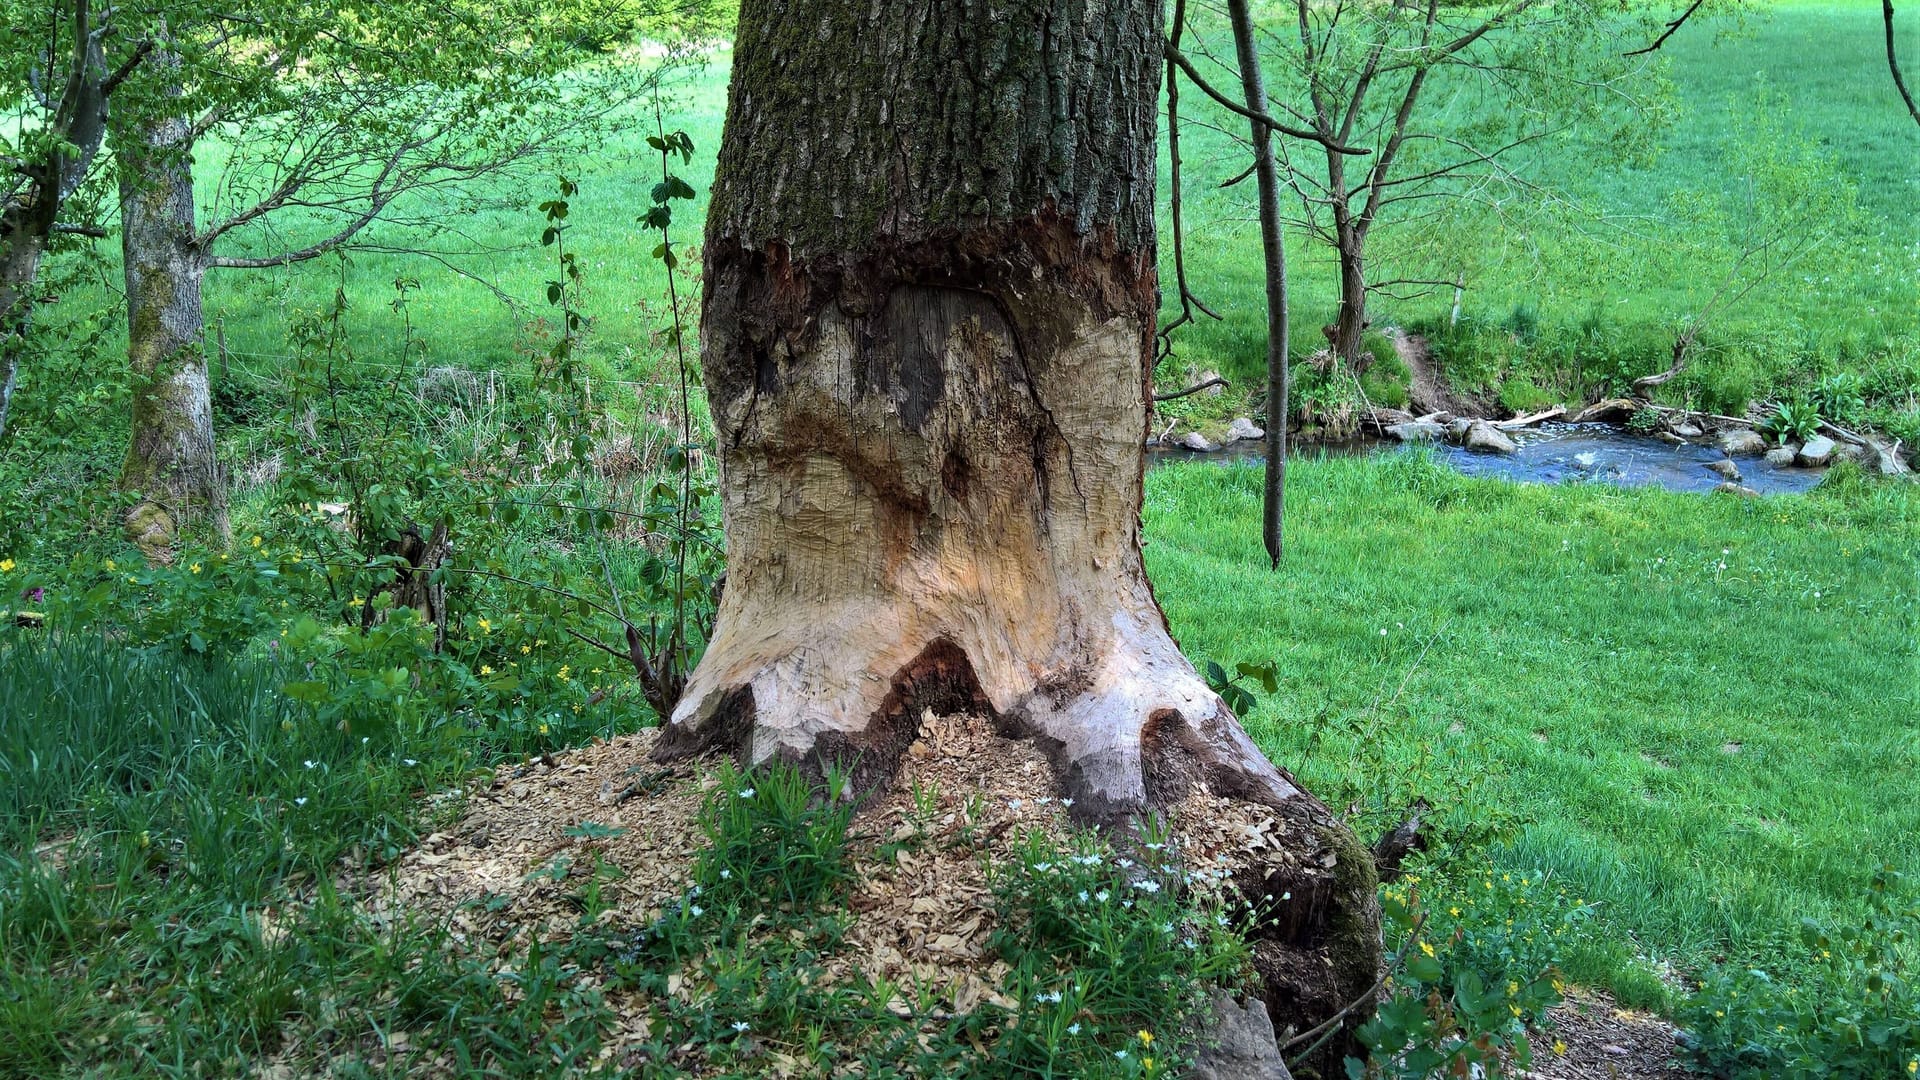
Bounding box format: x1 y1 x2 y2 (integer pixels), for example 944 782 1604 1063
1155 376 1229 402
1164 44 1370 155
1625 0 1707 56
1887 1 1920 128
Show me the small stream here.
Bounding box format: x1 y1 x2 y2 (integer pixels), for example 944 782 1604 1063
1150 422 1827 496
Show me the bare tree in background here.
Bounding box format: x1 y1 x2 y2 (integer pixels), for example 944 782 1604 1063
105 1 723 553
0 0 150 441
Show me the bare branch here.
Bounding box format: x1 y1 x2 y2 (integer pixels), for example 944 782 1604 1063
1164 44 1371 155
1627 0 1709 57
1888 0 1920 127
1155 376 1230 401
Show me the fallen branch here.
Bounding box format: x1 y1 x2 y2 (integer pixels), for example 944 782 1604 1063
1155 376 1229 402
1492 406 1564 429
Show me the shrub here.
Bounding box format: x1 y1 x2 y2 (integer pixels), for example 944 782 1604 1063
1351 866 1582 1078
1676 868 1919 1079
1760 399 1822 446
692 759 857 911
1810 372 1867 426
987 822 1250 1078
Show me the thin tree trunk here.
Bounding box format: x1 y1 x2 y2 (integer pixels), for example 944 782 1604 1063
1332 221 1370 367
656 0 1378 1048
0 236 51 443
0 1 125 443
113 85 228 552
1228 0 1289 569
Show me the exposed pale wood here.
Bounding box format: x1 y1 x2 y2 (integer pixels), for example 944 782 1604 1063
1492 406 1564 429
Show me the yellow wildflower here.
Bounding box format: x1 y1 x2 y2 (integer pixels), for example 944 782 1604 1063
251 535 263 547
0 558 13 573
478 618 492 632
557 665 572 682
479 665 494 676
1507 981 1519 996
190 563 203 574
538 722 550 735
1138 1031 1153 1047
104 559 115 571
1552 1040 1568 1056
1419 940 1435 958
520 645 532 655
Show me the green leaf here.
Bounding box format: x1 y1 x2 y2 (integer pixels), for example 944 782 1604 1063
282 680 331 704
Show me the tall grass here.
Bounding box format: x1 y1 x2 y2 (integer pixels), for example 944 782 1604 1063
0 636 434 1076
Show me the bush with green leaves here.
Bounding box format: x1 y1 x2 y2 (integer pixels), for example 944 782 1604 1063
1761 398 1823 446
1350 869 1580 1078
1676 867 1918 1079
1810 372 1867 427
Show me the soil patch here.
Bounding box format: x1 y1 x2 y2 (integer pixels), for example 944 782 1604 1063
1528 989 1688 1080
1390 329 1484 419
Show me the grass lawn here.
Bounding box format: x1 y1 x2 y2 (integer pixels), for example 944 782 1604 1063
1145 453 1920 1000
23 2 1906 451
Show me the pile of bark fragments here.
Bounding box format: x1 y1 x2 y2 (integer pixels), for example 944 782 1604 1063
353 716 1687 1077
353 715 1318 1074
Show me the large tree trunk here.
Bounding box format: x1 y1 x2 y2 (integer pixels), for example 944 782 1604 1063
113 94 227 553
659 5 1379 1048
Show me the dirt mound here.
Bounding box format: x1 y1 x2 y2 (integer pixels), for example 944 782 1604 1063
370 718 1333 1047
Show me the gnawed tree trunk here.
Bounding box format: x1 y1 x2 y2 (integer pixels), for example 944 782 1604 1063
114 87 227 553
656 0 1379 1053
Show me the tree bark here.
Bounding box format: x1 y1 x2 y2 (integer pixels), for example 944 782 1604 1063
113 71 228 552
1331 221 1370 368
1227 0 1290 569
0 233 52 444
657 0 1379 1045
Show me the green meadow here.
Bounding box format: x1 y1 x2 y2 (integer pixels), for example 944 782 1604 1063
1145 453 1920 1000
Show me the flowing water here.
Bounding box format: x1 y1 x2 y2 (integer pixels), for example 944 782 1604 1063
1150 422 1827 496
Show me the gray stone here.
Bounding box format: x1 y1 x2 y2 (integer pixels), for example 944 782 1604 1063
1197 370 1226 397
1385 421 1447 443
1719 429 1768 457
1224 417 1266 443
1446 417 1473 442
1179 431 1221 453
1464 420 1518 454
1763 447 1797 469
1704 459 1741 481
1713 482 1760 498
1672 422 1704 439
1188 992 1293 1080
1369 408 1416 428
1655 431 1685 445
1797 434 1837 467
